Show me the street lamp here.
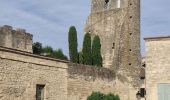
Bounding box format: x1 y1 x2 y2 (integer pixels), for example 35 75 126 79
136 91 141 100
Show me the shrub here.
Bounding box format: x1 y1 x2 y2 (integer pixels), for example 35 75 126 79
87 92 120 100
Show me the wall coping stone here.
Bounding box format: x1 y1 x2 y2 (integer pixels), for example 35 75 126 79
144 36 170 41
0 46 69 63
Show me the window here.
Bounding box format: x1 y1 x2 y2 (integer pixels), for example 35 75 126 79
105 0 109 4
36 84 45 100
140 76 145 80
158 84 170 100
117 0 121 8
140 88 146 97
112 43 115 49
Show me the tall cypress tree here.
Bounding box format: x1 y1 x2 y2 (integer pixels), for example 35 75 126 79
82 33 92 65
78 51 83 64
92 35 102 67
68 26 78 63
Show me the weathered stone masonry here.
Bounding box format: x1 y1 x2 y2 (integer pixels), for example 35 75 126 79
0 46 68 100
0 45 138 100
0 0 142 99
0 25 32 52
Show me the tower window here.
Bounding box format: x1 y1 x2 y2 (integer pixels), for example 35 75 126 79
117 0 121 8
105 0 109 4
112 43 115 49
36 84 45 100
140 88 146 97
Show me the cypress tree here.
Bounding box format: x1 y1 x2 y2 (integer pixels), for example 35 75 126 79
82 33 92 65
92 35 102 67
78 51 83 64
68 26 78 63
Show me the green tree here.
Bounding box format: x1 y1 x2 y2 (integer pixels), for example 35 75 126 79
68 26 78 63
53 49 68 60
78 51 83 64
92 35 102 67
42 46 53 56
32 42 42 54
82 33 92 65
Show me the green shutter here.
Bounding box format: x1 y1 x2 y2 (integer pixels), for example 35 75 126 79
158 84 170 100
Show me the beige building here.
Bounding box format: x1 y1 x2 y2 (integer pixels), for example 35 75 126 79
145 36 170 100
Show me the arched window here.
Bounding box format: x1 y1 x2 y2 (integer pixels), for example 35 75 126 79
117 0 121 8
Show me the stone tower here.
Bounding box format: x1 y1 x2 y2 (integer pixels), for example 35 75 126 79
0 25 33 52
85 0 141 86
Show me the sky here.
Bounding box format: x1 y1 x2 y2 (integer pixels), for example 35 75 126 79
0 0 170 57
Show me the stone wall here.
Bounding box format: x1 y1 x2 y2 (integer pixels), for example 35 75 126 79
85 0 141 93
0 46 68 100
0 25 33 52
145 36 170 100
85 8 122 68
0 45 140 100
68 64 138 100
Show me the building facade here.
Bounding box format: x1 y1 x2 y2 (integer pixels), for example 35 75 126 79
145 36 170 100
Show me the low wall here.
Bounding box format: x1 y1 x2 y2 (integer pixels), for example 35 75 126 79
67 64 138 100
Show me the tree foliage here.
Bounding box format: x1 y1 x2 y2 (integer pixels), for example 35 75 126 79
33 42 42 54
68 26 78 63
82 33 92 65
92 35 102 67
42 46 53 56
87 92 120 100
52 49 68 60
78 51 83 64
32 42 68 60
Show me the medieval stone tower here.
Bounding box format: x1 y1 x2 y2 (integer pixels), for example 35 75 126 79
85 0 141 87
0 25 33 52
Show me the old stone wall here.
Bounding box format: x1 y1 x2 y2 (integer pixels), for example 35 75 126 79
67 64 138 100
0 46 68 100
0 45 140 100
145 37 170 100
0 25 33 52
85 0 141 92
85 9 122 68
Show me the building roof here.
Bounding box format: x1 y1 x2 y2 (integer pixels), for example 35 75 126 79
144 36 170 40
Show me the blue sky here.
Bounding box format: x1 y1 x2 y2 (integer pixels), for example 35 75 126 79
0 0 170 57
